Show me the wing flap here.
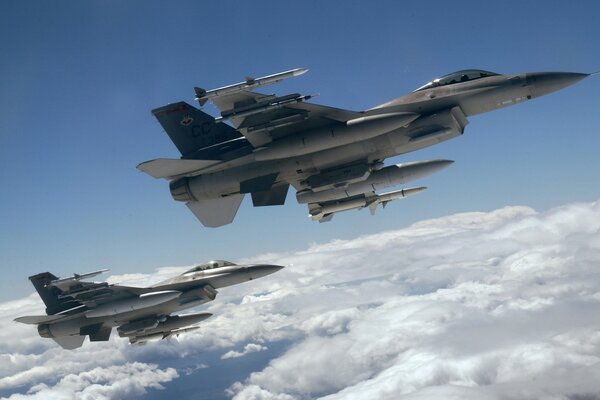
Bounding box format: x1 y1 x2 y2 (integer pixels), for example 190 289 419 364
137 158 220 179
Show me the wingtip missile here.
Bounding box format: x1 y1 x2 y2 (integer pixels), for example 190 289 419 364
291 67 309 77
195 67 309 106
47 268 110 290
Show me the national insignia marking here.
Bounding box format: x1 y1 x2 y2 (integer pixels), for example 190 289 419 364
180 115 194 126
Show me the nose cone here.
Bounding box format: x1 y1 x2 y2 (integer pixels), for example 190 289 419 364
527 72 589 97
247 264 285 280
395 159 454 182
402 186 427 197
428 159 454 171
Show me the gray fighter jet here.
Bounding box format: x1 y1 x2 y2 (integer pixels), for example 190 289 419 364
138 68 589 226
15 261 283 349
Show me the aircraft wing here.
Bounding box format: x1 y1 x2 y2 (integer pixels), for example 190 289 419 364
61 284 151 308
210 90 272 120
209 90 362 147
14 314 70 325
45 272 151 308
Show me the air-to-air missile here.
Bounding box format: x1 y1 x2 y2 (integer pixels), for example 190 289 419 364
194 67 309 106
16 260 283 349
308 187 427 222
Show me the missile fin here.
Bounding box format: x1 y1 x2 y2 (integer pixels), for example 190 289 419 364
368 202 378 216
319 214 334 223
195 68 308 105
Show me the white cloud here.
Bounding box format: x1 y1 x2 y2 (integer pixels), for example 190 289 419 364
7 362 177 400
221 343 268 360
226 201 600 399
2 200 600 399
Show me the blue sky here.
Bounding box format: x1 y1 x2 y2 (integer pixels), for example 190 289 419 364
1 0 599 301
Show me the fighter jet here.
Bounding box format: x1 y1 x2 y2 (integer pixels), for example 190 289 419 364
138 68 590 226
15 261 283 349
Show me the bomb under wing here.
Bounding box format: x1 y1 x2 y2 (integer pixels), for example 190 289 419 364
15 260 284 349
138 68 590 226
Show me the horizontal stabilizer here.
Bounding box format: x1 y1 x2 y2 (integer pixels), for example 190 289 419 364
14 314 68 325
186 194 245 227
137 158 220 179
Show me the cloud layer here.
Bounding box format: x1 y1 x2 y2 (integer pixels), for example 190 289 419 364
2 200 600 399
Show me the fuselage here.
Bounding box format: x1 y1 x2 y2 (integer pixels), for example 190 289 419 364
173 71 587 199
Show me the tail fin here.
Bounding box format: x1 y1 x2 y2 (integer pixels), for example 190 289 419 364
29 272 81 315
151 102 242 158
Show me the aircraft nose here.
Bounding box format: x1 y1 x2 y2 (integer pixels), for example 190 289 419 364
429 159 454 170
527 72 589 97
247 264 285 279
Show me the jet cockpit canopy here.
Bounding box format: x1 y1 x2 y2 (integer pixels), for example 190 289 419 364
184 260 237 274
414 69 499 92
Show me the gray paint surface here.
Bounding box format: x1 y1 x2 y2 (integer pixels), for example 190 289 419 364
139 69 589 226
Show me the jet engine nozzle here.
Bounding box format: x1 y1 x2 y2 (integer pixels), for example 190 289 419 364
38 324 52 338
170 178 195 202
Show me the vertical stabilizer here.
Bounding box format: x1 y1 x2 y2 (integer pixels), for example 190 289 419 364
28 272 81 315
151 102 242 157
